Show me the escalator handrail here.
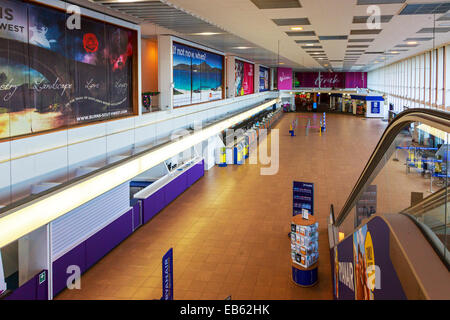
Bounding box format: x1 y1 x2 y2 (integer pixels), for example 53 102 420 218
335 108 450 226
401 186 448 215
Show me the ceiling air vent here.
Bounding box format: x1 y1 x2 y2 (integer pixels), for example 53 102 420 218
318 35 348 40
350 29 382 35
272 18 310 26
348 38 374 42
352 15 393 23
405 37 434 41
250 0 302 9
416 27 450 33
356 0 405 4
286 31 316 36
295 40 320 43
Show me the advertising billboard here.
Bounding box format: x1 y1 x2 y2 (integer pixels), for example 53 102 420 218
259 66 269 92
294 72 367 89
0 0 137 139
332 217 406 300
172 42 223 107
277 67 292 90
235 59 254 96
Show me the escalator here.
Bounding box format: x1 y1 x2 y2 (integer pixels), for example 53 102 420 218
328 108 450 300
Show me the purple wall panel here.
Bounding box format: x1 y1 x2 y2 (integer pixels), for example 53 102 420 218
52 242 86 296
5 274 36 300
164 181 176 204
85 209 133 269
132 202 141 230
188 162 205 186
143 187 166 224
5 270 48 300
36 271 48 300
345 72 367 89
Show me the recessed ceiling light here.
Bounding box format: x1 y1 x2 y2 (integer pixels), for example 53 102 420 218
407 41 418 45
189 32 224 36
390 51 399 54
291 27 304 31
305 43 315 46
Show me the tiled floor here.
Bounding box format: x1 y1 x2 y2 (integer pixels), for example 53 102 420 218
56 112 387 300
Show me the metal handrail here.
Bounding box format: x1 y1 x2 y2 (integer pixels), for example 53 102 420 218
335 108 450 226
401 186 448 216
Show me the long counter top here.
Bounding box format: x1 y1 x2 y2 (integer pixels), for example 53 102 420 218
133 157 204 200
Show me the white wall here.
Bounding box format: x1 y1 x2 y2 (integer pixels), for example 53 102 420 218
254 64 260 93
226 55 236 99
158 35 173 111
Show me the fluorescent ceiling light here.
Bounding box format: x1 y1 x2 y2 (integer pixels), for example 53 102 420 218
291 27 303 31
407 41 418 45
189 32 224 36
233 47 253 49
305 43 315 46
0 99 279 249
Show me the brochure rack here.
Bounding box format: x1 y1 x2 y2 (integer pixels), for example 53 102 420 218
291 214 319 287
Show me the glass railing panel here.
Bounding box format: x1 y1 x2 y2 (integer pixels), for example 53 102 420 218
337 120 449 259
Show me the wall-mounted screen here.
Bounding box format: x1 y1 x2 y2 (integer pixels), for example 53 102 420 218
235 59 254 96
0 0 137 140
172 42 224 107
259 66 269 92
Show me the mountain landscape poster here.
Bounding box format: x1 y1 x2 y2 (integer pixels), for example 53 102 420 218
173 42 223 107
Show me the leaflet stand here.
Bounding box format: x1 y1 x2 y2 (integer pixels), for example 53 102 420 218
291 214 319 287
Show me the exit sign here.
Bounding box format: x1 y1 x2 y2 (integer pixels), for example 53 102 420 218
39 271 46 285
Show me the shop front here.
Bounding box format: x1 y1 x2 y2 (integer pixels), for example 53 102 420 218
330 93 385 118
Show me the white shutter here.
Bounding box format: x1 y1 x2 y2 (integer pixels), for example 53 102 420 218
51 182 130 260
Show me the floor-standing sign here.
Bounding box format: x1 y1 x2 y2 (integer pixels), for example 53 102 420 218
161 248 173 300
293 181 314 216
0 252 6 294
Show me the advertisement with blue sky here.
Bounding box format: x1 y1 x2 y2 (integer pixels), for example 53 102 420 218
173 42 223 107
